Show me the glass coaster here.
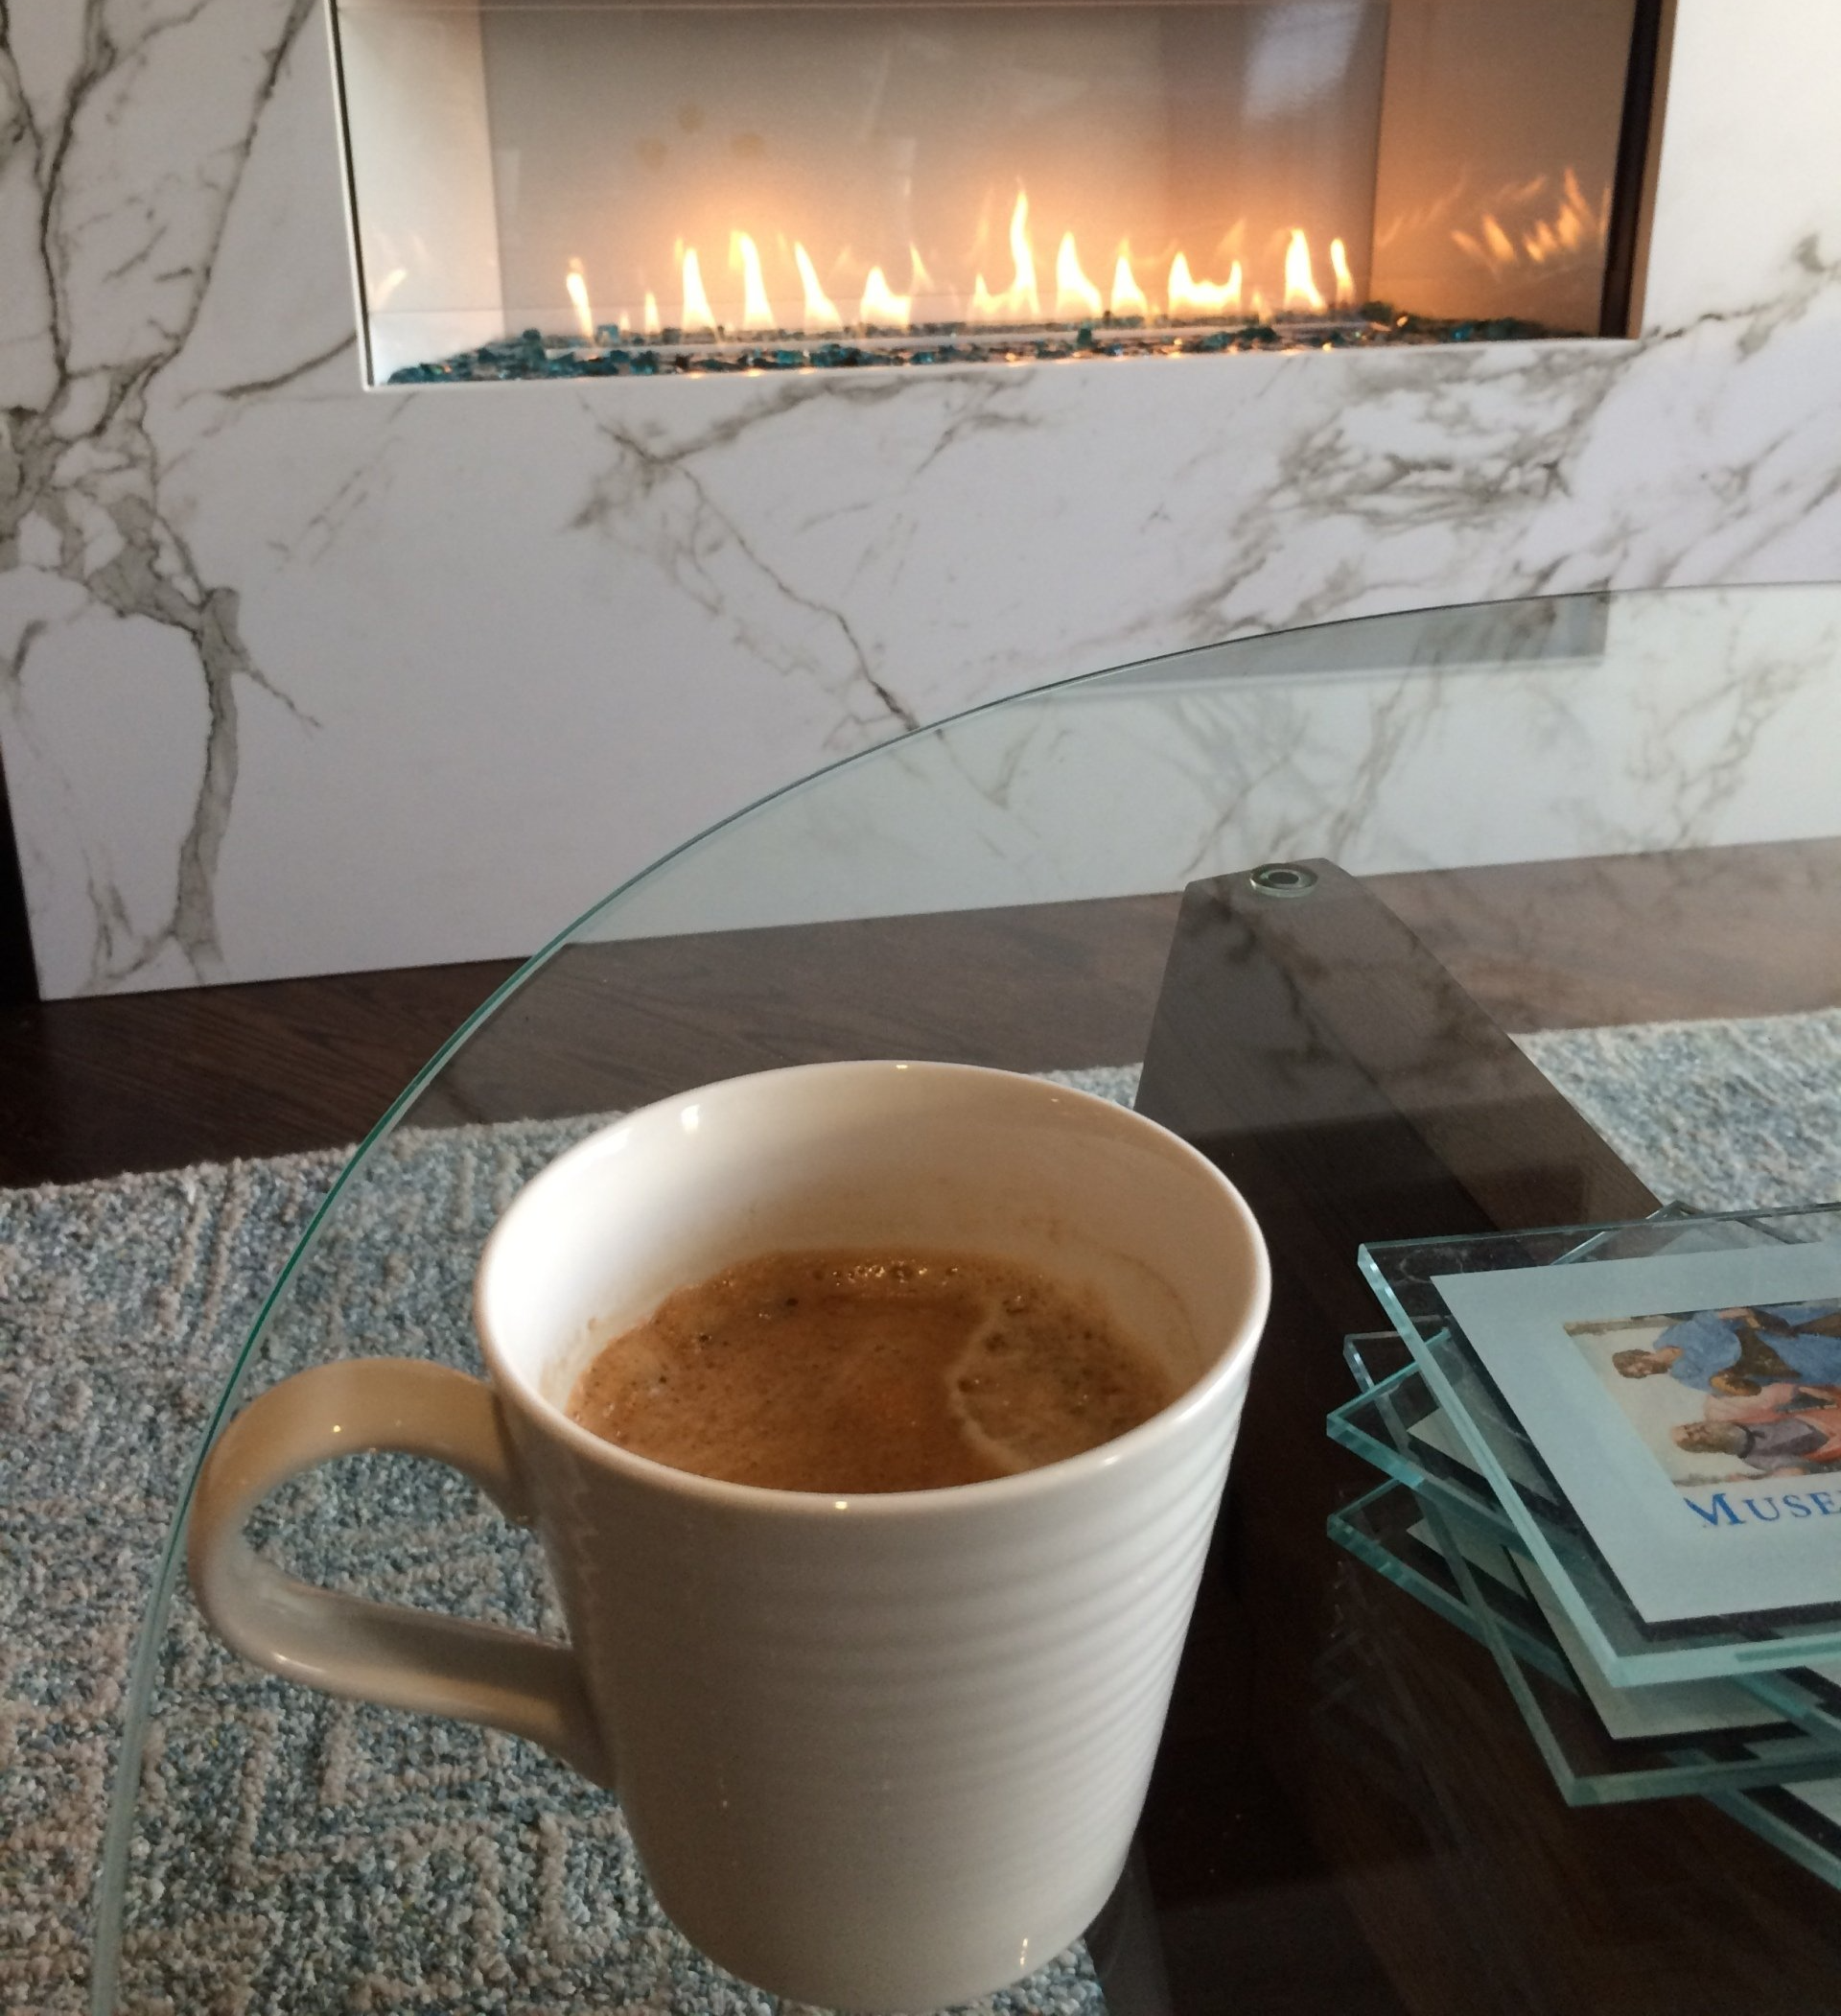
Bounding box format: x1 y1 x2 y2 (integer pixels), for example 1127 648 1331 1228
1340 1474 1841 1889
1746 1662 1841 1739
1359 1204 1841 1684
1332 1343 1841 1751
1329 1358 1524 1544
1334 1477 1841 1806
1711 1776 1841 1896
1342 1328 1411 1392
1328 1478 1567 1684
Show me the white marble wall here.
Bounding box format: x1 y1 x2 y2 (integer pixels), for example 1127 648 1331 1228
2 0 1839 996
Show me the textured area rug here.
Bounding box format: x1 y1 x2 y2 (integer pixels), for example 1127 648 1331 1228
4 1024 1839 2014
1516 1010 1841 1210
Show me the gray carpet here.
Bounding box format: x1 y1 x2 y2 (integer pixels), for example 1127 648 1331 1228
1515 1010 1841 1209
4 1025 1839 2014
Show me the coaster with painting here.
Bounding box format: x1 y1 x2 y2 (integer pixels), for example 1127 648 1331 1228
1359 1204 1841 1685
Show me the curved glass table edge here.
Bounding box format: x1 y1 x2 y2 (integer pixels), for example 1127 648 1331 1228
83 578 1825 2009
93 603 1263 2009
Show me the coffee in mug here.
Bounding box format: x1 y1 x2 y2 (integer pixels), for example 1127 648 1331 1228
567 1247 1178 1491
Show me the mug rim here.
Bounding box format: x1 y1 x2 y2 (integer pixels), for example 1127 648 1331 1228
473 1059 1270 1520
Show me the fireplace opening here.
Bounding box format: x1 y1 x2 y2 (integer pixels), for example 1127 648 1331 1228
333 0 1665 387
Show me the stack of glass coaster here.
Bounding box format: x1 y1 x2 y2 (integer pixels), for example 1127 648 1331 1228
1328 1203 1841 1887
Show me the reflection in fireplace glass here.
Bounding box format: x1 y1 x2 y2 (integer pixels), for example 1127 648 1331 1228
333 0 1650 385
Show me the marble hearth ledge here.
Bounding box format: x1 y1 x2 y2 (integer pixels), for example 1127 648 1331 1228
1 0 1839 995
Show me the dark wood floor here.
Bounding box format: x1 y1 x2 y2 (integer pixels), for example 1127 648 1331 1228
2 838 1837 1189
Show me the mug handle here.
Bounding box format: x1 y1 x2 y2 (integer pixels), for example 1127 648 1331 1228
187 1357 613 1787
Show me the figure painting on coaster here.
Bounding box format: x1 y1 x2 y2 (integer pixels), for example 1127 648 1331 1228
1569 1301 1841 1488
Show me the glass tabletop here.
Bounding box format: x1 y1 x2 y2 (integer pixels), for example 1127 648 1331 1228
92 585 1841 2013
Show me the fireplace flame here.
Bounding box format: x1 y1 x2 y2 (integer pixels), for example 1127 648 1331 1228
970 190 1041 324
1009 193 1038 311
733 232 777 330
1168 251 1242 319
681 247 716 333
793 243 842 332
571 203 1359 342
1055 232 1103 320
1109 249 1149 319
566 259 595 341
1283 228 1325 313
860 265 911 329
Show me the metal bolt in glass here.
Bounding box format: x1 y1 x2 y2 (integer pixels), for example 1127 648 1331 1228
1247 862 1318 899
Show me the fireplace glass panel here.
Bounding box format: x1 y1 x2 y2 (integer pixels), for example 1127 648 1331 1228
333 0 1647 385
1369 0 1643 335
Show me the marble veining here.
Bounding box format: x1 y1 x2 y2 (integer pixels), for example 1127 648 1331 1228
587 588 1841 945
1 0 329 990
2 0 1839 995
566 376 935 740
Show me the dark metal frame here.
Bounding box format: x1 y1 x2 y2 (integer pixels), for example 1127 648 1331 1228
0 746 37 1004
1600 0 1671 337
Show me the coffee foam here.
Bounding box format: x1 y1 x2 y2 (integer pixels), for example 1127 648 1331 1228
566 1249 1181 1493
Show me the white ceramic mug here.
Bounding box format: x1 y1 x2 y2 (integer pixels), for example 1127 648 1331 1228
189 1061 1270 2010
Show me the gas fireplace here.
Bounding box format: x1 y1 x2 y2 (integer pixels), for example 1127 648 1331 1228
334 0 1663 386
